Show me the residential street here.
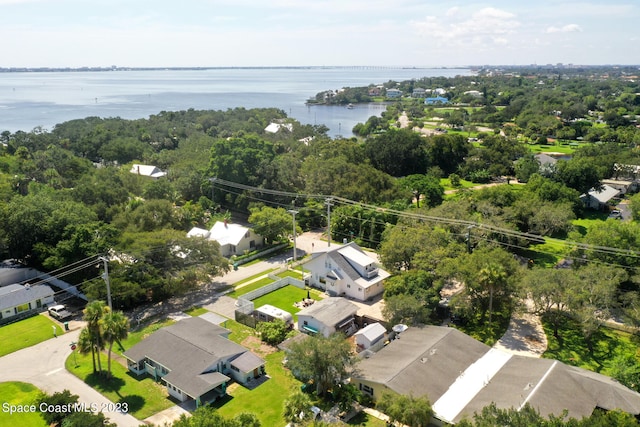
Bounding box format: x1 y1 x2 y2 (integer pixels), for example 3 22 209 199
0 321 141 427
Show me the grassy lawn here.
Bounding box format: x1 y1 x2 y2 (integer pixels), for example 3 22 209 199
184 306 209 317
455 311 511 347
224 319 258 345
118 318 175 351
0 382 47 427
524 238 570 267
65 351 173 420
214 351 301 426
252 285 324 320
347 411 388 426
0 314 65 357
526 143 576 154
542 315 640 375
228 276 275 298
277 269 305 279
231 268 278 287
572 212 608 236
440 178 477 192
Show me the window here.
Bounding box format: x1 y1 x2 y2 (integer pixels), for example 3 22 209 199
231 365 240 372
347 284 351 289
249 240 255 248
16 303 30 313
36 299 42 308
360 384 374 396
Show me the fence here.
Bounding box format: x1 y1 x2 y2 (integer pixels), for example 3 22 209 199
234 275 305 328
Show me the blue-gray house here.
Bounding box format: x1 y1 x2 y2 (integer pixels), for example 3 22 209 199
425 96 449 105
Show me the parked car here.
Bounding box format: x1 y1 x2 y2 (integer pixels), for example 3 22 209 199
608 209 622 220
48 304 72 320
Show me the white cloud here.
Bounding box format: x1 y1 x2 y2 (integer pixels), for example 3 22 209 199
546 24 582 33
446 7 460 17
411 7 521 47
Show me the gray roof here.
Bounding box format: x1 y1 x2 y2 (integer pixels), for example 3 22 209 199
354 326 640 423
0 284 54 311
297 297 358 326
534 153 558 166
231 351 265 373
123 317 264 398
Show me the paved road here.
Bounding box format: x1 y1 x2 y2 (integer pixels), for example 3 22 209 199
0 320 140 427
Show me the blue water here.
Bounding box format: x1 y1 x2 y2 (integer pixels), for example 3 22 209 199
0 67 472 137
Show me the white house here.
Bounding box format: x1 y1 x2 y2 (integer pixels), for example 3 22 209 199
187 221 264 257
129 164 166 179
581 184 621 210
297 297 358 337
0 284 55 321
123 317 265 407
354 322 387 352
303 242 389 301
386 88 402 98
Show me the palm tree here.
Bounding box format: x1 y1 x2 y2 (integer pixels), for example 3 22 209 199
282 391 313 425
83 301 108 374
477 263 507 326
77 327 95 372
101 311 130 379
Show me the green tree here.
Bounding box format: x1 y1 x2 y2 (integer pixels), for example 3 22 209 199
554 158 603 195
522 268 576 339
101 310 130 379
364 128 428 177
249 206 296 245
399 174 444 208
376 392 433 427
82 300 109 374
383 293 430 326
256 319 289 346
476 262 507 326
282 391 314 425
609 354 640 392
36 389 79 426
286 334 356 396
514 153 541 183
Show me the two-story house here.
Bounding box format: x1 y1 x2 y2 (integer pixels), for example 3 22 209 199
303 242 389 301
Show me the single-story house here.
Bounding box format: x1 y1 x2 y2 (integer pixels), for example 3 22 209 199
580 184 621 210
123 317 265 407
297 297 358 337
463 90 483 98
265 122 293 133
601 179 638 195
425 96 449 105
352 326 640 424
130 164 166 179
187 221 263 257
0 284 55 321
303 242 389 301
354 322 387 352
386 89 402 98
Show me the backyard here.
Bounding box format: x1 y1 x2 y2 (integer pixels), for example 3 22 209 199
251 285 324 320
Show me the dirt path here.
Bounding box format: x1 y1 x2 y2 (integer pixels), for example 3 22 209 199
493 299 547 357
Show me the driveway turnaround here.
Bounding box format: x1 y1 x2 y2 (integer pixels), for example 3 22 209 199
0 325 140 427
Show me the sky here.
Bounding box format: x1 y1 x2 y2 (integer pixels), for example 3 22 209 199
1 0 638 68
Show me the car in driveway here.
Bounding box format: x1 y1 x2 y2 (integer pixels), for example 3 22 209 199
608 209 623 220
48 304 72 320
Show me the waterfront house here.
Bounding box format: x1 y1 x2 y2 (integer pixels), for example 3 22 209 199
386 89 402 98
425 96 449 105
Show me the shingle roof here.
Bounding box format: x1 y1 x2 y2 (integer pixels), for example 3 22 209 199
354 326 640 424
297 297 358 326
0 284 54 311
123 317 264 398
231 352 265 373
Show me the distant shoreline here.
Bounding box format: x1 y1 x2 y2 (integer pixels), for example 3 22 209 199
0 66 465 74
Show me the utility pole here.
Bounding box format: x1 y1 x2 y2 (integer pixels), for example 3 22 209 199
99 256 112 309
466 225 476 254
288 209 299 263
325 197 333 247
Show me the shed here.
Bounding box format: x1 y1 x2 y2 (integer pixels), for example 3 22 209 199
355 322 387 351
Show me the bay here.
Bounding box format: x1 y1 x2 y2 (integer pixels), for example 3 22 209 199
0 67 472 137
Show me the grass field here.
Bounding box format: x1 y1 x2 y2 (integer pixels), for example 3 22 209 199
251 285 324 320
214 351 301 426
228 276 275 298
0 314 65 357
65 351 173 420
0 382 47 427
542 315 640 376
